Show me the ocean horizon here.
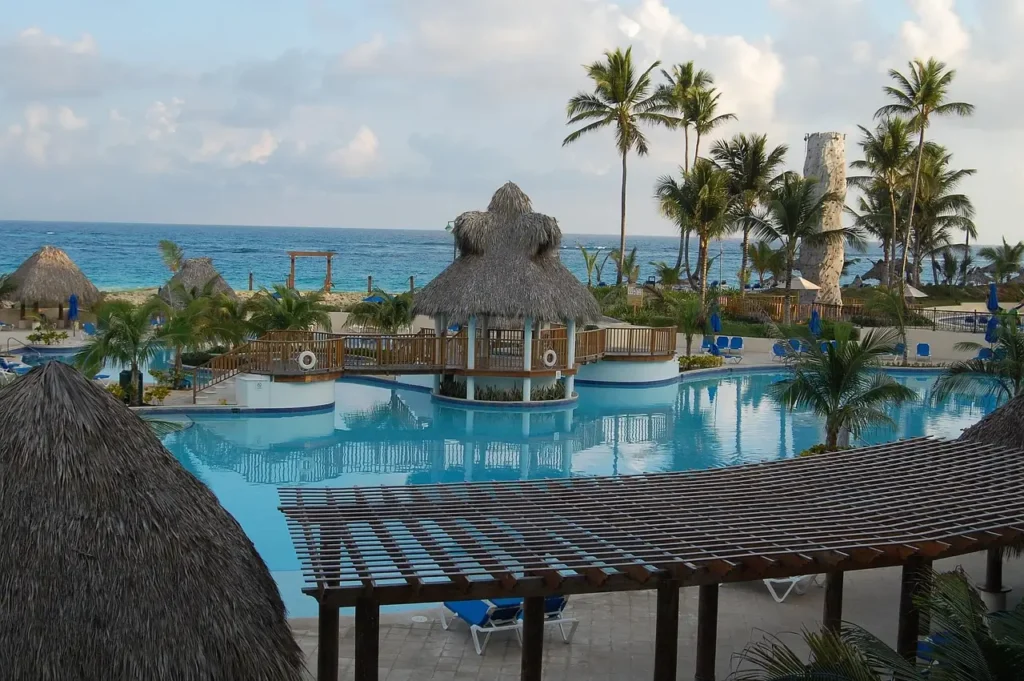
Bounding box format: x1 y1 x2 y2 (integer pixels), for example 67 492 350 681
2 219 908 293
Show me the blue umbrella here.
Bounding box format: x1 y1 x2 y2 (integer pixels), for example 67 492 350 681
363 295 385 304
808 309 822 337
67 294 79 322
985 316 999 344
987 283 1000 313
710 312 722 334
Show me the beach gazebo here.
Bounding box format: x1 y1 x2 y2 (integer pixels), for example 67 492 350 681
414 182 600 401
158 257 237 308
6 245 100 319
0 362 303 681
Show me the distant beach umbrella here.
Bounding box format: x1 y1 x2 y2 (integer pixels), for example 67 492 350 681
987 283 1001 313
6 246 100 308
808 309 822 337
710 311 722 333
67 294 79 322
986 316 999 344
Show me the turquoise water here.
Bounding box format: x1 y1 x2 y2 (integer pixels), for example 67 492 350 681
157 371 998 617
19 348 172 383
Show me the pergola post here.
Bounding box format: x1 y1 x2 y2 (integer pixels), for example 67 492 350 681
654 581 680 681
367 275 373 294
409 275 415 294
354 596 380 681
317 600 340 681
823 571 844 634
434 315 447 392
897 557 924 661
695 584 719 681
248 271 254 290
324 255 333 292
466 315 477 401
521 596 544 681
288 255 296 288
565 318 576 397
522 316 533 402
980 547 1010 612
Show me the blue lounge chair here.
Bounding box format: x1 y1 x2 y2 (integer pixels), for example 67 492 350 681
715 336 729 351
700 337 712 354
771 342 788 362
916 343 931 360
788 338 801 353
977 348 994 360
819 341 830 353
441 599 523 654
893 343 906 358
798 341 811 354
493 595 579 645
82 322 97 336
723 337 743 364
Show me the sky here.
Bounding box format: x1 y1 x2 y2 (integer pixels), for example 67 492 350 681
0 0 1018 242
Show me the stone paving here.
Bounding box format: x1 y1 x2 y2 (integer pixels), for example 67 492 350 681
291 551 1023 680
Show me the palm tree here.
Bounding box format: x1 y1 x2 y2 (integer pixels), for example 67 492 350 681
979 238 1024 283
345 290 414 333
563 47 673 284
933 319 1024 402
158 240 184 273
665 292 707 356
685 87 735 166
649 262 681 287
149 287 218 385
74 300 165 406
876 58 975 283
205 292 250 348
246 284 333 333
770 327 916 449
579 246 599 286
654 160 732 304
608 247 639 284
849 118 913 285
734 569 1024 681
658 61 714 173
863 285 911 364
747 240 784 288
941 248 961 285
710 133 787 297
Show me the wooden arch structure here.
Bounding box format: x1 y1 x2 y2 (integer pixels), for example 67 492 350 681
286 251 336 292
281 437 1024 681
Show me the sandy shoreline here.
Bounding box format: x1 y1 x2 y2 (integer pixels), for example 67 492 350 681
102 287 367 308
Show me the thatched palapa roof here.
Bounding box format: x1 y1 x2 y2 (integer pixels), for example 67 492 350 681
958 393 1024 451
414 182 600 323
862 259 887 282
159 257 237 307
6 245 100 306
0 362 303 681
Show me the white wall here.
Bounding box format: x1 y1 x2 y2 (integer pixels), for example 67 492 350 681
236 374 335 410
195 410 336 448
576 358 679 385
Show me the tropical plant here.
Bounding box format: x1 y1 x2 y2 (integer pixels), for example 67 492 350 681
979 238 1024 284
733 569 1024 681
158 239 184 273
942 248 961 285
246 284 333 333
149 291 217 385
711 133 787 296
685 87 735 165
74 300 165 406
579 246 599 286
649 261 682 287
658 61 714 173
345 289 414 334
563 47 673 284
876 57 975 283
608 247 640 284
933 318 1024 402
769 327 916 449
665 292 707 356
863 285 911 364
746 240 784 287
205 292 251 348
654 159 732 304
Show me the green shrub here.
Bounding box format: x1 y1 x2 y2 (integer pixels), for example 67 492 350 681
27 329 68 345
719 320 770 338
180 346 227 367
143 385 172 405
679 355 724 372
438 377 567 401
798 443 853 457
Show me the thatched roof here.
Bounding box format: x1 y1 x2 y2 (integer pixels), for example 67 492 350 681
862 259 887 282
158 257 236 307
0 362 303 681
958 394 1024 451
6 245 100 306
414 182 600 323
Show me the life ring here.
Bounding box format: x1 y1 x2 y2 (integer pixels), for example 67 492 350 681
297 350 318 371
542 349 558 368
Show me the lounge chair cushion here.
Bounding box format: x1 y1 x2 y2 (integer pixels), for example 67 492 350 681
444 600 520 628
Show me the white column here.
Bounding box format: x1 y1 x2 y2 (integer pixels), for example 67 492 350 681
522 316 533 402
466 315 477 401
565 318 577 398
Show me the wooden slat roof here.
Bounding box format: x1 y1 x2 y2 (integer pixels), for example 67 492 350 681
279 437 1024 607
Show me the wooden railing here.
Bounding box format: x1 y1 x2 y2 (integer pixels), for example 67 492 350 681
575 329 605 364
604 326 677 356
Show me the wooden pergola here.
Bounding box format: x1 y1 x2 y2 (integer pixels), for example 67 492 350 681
286 251 336 292
279 437 1024 681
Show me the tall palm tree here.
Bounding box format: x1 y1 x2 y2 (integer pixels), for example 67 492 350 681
658 61 714 173
74 300 165 406
608 247 640 284
246 284 333 333
654 159 732 304
933 318 1024 402
979 238 1024 284
849 118 913 285
747 240 784 288
876 58 975 283
657 189 695 278
710 133 787 297
578 246 599 287
770 327 917 449
158 239 184 273
685 87 735 166
563 47 673 284
345 289 414 334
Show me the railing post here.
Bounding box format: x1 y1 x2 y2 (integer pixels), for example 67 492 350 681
566 318 576 397
466 315 477 401
522 316 533 402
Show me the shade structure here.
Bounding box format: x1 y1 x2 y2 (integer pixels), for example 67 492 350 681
158 257 237 308
959 392 1024 451
904 284 928 299
988 283 1001 313
986 316 999 344
413 182 600 323
809 309 822 336
6 245 100 307
0 362 303 681
67 293 79 321
785 276 820 291
862 259 887 282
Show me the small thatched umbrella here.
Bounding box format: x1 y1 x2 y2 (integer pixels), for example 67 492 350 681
158 257 237 308
0 362 303 681
414 182 600 323
7 245 100 318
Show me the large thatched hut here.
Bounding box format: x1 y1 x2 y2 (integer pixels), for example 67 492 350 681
158 257 237 307
414 182 599 400
0 362 303 681
6 245 100 317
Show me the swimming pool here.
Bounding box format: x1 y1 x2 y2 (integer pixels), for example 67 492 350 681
157 370 999 616
19 348 173 383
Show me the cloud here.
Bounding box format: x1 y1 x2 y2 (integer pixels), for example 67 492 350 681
0 28 133 100
327 126 379 176
58 106 88 131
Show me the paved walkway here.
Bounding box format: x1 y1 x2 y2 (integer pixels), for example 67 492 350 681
290 551 1023 680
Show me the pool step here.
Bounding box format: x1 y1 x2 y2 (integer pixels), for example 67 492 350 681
193 377 237 406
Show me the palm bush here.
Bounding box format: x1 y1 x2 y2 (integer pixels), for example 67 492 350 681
665 292 708 356
649 261 682 287
75 300 166 406
979 238 1024 284
746 240 785 288
933 318 1024 401
863 284 912 364
246 284 333 333
769 327 916 449
345 289 414 334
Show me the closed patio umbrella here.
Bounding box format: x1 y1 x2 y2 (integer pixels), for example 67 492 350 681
809 309 822 337
710 311 722 334
985 316 999 344
987 283 1000 313
67 294 78 321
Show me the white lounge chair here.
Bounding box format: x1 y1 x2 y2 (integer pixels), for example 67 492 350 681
763 574 821 603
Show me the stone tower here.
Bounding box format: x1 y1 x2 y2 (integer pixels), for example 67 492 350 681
797 132 846 306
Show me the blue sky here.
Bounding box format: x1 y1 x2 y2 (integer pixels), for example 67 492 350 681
0 0 1018 242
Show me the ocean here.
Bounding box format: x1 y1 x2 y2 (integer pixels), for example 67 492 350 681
0 220 892 293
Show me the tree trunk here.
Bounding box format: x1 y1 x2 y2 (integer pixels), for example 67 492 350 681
825 422 839 450
888 189 899 287
783 250 795 325
685 336 692 356
962 232 971 286
931 254 939 286
698 236 709 305
739 217 751 299
684 127 690 174
683 231 694 286
617 149 627 286
900 127 926 283
693 132 702 169
675 230 685 271
131 362 141 406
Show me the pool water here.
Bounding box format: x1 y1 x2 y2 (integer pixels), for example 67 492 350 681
20 348 173 383
158 371 999 617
